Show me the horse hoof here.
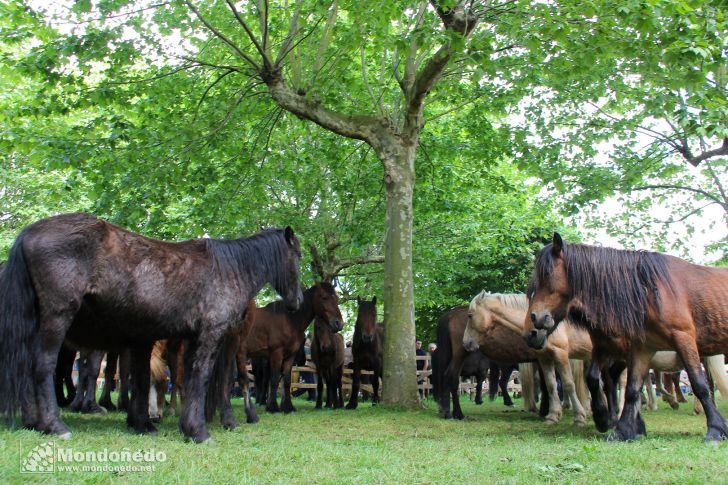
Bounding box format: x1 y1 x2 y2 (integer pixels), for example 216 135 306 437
670 402 679 411
545 418 559 425
200 437 214 444
58 432 72 441
574 420 586 427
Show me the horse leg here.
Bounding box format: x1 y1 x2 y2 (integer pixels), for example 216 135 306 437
539 359 563 424
69 350 91 412
537 363 550 417
372 369 381 406
488 362 499 401
80 350 106 414
335 366 344 409
280 356 296 414
218 335 240 430
474 370 484 405
99 351 118 411
644 369 658 411
499 365 514 407
672 333 728 442
266 350 283 413
672 373 687 403
127 342 155 434
118 348 131 411
179 333 224 443
315 369 324 409
237 358 259 424
345 364 361 410
586 358 610 433
31 317 72 438
656 371 679 410
607 349 651 442
554 352 587 426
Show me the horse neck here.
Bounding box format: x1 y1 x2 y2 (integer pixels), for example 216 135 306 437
210 234 286 300
487 301 527 335
291 286 316 331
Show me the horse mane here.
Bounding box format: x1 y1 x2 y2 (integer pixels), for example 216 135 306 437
532 241 674 340
469 291 529 312
206 228 294 291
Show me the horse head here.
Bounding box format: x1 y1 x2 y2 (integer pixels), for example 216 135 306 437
463 293 498 352
314 316 337 353
355 297 377 344
524 232 571 349
312 282 344 332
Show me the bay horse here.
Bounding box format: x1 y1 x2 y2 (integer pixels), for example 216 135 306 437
463 292 591 426
0 212 303 443
432 305 544 420
526 233 728 442
236 282 343 419
312 316 345 409
346 297 384 410
99 349 132 412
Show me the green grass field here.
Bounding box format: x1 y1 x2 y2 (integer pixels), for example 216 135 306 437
1 394 727 484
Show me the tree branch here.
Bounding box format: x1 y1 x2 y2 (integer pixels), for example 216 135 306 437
184 1 261 71
632 184 726 209
224 0 273 70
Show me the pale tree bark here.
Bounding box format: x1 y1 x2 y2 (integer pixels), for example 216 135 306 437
185 0 478 407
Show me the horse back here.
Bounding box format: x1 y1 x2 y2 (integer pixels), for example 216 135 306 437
661 259 728 355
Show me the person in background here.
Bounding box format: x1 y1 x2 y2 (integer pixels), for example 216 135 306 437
416 340 428 399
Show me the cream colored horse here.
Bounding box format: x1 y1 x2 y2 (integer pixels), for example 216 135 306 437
463 292 591 426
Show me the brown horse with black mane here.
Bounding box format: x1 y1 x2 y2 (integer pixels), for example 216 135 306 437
0 212 303 443
312 316 345 409
526 233 728 442
346 297 384 410
236 282 343 419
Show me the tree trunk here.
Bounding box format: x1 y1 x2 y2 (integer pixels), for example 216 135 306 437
380 140 420 408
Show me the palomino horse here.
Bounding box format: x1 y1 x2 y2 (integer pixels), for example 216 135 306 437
433 305 544 420
346 297 384 410
0 213 303 443
312 316 345 409
526 233 728 442
236 282 343 419
463 292 591 426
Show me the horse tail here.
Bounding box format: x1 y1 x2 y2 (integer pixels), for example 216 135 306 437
0 234 38 425
519 363 537 412
705 354 728 400
571 359 590 412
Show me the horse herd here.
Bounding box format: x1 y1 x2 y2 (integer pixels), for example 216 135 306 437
0 214 727 444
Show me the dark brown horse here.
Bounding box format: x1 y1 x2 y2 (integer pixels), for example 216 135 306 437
526 233 728 442
346 297 384 410
236 282 343 417
312 316 345 409
433 305 542 420
68 350 106 414
0 212 302 443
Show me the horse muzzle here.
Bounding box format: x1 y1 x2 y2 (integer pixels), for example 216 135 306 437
462 337 480 352
330 319 344 333
525 328 548 350
362 334 374 344
530 311 555 331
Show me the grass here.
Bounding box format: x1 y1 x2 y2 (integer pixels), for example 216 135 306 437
1 394 727 484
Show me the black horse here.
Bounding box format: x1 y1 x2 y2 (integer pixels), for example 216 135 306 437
346 297 384 410
0 212 303 443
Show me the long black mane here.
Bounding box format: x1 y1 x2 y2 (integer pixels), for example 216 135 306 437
206 228 295 292
531 241 674 340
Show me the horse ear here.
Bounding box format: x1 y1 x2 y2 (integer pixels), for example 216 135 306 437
552 232 564 255
372 296 377 306
284 226 295 245
357 295 362 304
